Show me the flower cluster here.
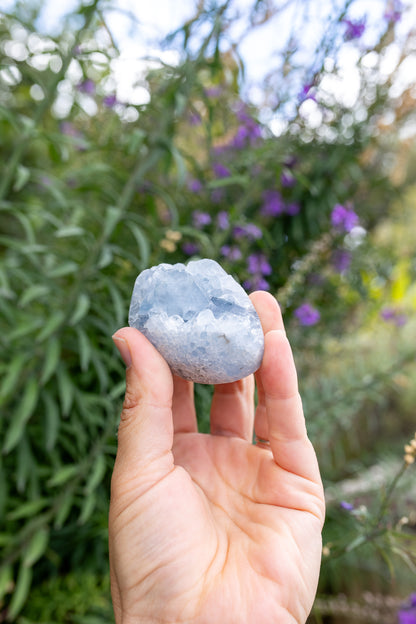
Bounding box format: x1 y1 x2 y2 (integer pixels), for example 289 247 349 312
380 307 407 327
403 434 416 466
294 303 320 326
342 17 366 41
398 593 416 624
159 229 182 253
331 203 359 232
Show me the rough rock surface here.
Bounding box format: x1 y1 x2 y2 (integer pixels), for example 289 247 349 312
128 259 264 384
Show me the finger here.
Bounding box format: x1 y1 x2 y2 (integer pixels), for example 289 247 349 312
210 375 255 441
172 374 197 434
112 327 174 481
259 329 320 481
249 291 284 441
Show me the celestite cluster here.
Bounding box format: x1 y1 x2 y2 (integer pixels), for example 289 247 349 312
128 259 264 384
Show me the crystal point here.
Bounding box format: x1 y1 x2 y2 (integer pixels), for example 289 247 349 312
128 259 264 384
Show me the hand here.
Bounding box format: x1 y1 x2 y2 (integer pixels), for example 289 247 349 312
109 291 325 624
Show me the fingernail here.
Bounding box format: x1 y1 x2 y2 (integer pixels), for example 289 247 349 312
112 335 132 368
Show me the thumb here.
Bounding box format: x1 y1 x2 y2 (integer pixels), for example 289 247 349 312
112 327 174 482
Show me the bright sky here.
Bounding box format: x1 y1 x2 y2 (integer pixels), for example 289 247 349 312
1 0 415 128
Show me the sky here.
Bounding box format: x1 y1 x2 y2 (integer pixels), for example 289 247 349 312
1 0 415 127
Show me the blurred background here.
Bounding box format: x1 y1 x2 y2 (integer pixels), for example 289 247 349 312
0 0 415 622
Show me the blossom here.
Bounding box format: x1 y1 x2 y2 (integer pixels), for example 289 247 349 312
188 179 203 193
380 307 407 326
204 86 222 98
103 94 117 108
243 276 270 292
211 188 224 204
261 190 285 217
77 78 95 95
342 18 366 41
286 202 300 216
331 204 359 232
182 242 200 256
247 253 272 276
192 211 211 228
299 83 316 103
332 249 352 273
294 303 320 326
233 223 262 241
213 163 231 179
220 245 242 261
398 594 416 624
281 171 296 188
217 211 229 230
384 1 404 23
340 501 354 511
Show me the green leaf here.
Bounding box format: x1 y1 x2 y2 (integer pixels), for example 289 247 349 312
40 336 61 384
125 221 150 269
36 310 65 342
13 165 31 192
47 464 79 487
47 261 78 278
3 377 39 454
7 563 32 620
70 292 90 326
7 498 49 521
0 564 13 602
0 353 26 403
85 454 106 494
54 492 75 529
76 327 92 372
78 491 97 525
54 226 85 238
57 363 74 416
23 528 49 567
107 282 126 327
19 284 50 307
103 205 122 239
42 391 60 451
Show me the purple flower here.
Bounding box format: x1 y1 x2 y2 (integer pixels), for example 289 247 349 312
332 249 352 273
286 202 300 216
188 111 201 125
77 78 95 95
299 83 316 103
188 179 203 193
340 501 354 511
294 303 320 326
331 204 359 233
211 188 224 204
380 307 407 326
261 190 285 217
204 86 222 98
182 242 200 256
398 594 416 624
233 223 262 241
384 1 404 23
281 171 296 188
192 211 211 228
247 253 272 276
217 211 229 230
220 245 242 261
103 94 117 108
243 276 270 292
342 18 366 41
213 163 231 179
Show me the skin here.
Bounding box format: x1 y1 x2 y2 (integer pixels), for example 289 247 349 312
109 291 325 624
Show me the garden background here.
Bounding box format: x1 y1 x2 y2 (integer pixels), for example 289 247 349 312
0 0 416 622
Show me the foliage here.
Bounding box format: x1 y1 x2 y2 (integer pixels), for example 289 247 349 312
0 0 415 621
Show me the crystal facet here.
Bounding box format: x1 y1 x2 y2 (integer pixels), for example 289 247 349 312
128 259 264 384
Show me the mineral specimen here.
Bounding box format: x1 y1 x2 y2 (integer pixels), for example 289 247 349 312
128 259 264 384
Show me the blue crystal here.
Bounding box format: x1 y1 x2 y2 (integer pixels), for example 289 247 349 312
128 259 264 384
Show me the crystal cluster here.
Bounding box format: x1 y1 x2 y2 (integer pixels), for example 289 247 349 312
128 259 264 384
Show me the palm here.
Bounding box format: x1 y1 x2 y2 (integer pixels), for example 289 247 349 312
110 292 325 624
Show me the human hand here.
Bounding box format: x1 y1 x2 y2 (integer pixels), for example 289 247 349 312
109 291 325 624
